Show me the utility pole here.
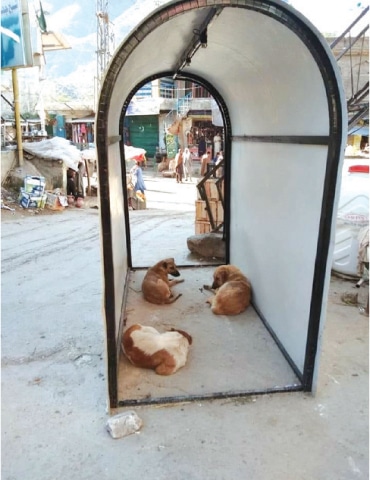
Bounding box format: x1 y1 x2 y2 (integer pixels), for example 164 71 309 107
12 69 24 166
96 0 115 100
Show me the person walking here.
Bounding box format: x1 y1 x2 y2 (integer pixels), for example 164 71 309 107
198 135 206 157
67 162 85 207
215 150 224 178
200 150 212 176
174 148 184 183
183 147 193 181
128 160 146 208
213 131 222 155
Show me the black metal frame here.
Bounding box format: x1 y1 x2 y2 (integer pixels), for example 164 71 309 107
120 70 232 269
118 385 303 408
96 0 344 408
196 161 225 232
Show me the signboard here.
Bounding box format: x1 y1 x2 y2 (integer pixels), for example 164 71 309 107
126 97 160 116
165 134 178 159
1 0 33 69
211 99 223 127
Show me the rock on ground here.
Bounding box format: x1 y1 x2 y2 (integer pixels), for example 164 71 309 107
187 233 225 259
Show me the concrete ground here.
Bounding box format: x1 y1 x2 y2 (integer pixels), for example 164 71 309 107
119 267 300 404
1 169 368 480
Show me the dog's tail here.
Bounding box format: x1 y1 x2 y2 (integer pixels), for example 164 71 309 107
170 328 192 345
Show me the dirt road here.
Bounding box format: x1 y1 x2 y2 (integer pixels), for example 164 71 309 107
1 173 368 480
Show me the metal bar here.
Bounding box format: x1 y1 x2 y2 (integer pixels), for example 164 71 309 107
335 25 369 62
232 135 329 145
129 263 225 272
348 102 369 112
197 166 218 230
215 175 225 209
356 34 365 92
173 7 221 78
330 5 369 49
348 104 369 131
252 302 304 382
347 81 369 107
118 384 304 407
205 195 216 230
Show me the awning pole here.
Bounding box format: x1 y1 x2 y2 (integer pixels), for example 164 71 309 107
12 68 24 167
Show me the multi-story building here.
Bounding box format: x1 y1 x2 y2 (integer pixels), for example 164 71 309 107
124 77 224 161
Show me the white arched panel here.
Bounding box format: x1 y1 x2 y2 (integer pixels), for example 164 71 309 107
229 141 328 370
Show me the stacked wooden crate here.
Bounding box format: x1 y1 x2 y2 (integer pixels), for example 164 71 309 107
195 179 224 234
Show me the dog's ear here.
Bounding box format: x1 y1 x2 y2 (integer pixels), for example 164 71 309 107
220 268 228 283
215 267 229 286
162 261 168 269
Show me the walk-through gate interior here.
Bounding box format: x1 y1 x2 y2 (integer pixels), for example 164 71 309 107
96 0 346 409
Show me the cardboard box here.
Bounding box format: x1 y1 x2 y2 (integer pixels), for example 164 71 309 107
24 176 46 196
45 192 67 211
19 192 47 209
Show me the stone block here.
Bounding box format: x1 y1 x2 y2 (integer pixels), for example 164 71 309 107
106 411 143 439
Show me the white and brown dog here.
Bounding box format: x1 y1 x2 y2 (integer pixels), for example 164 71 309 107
122 324 192 375
204 264 251 315
142 258 184 304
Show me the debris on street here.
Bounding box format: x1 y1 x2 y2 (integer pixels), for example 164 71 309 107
106 411 143 439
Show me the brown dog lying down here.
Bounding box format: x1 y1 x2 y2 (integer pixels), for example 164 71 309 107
122 324 192 375
142 258 184 304
204 265 251 315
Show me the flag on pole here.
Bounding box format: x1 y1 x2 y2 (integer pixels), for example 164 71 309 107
37 1 47 33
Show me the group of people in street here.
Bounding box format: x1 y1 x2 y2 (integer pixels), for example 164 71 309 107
200 149 224 177
174 147 193 183
175 145 224 182
124 140 224 205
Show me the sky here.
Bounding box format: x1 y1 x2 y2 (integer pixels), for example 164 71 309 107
1 0 368 110
42 0 367 39
287 0 367 33
34 0 161 92
45 0 367 82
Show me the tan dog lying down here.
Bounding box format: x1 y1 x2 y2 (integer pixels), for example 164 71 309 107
142 258 184 304
204 265 251 315
122 324 192 375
